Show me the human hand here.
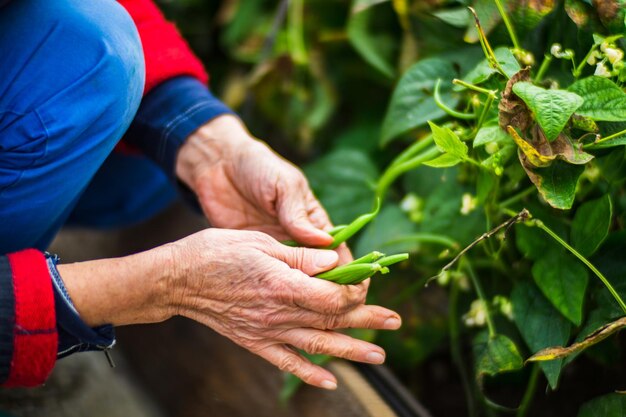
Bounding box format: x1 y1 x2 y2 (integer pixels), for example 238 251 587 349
175 115 351 262
165 228 401 389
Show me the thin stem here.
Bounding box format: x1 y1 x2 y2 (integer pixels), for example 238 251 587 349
468 7 509 79
574 45 597 78
516 365 540 417
500 185 536 208
434 79 476 120
585 128 626 147
449 278 477 417
453 79 498 97
376 146 441 199
534 55 552 83
494 0 520 50
532 220 626 314
473 93 495 135
464 259 497 338
388 134 434 168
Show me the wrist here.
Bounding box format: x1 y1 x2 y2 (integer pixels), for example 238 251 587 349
175 114 256 190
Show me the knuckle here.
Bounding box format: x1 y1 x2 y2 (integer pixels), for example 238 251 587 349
322 314 341 330
278 354 301 374
307 333 331 354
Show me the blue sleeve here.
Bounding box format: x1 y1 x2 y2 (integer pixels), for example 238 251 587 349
122 76 235 181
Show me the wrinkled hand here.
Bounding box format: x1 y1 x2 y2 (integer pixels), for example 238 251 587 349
176 115 351 260
166 228 401 389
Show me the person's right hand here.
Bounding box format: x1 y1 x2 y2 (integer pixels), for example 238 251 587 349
164 228 402 390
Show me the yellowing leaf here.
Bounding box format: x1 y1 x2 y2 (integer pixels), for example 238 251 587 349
527 316 626 362
507 126 555 167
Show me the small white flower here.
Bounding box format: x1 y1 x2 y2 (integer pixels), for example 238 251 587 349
460 193 477 215
550 43 563 57
587 50 602 65
463 299 487 327
595 62 611 78
400 193 420 213
605 47 624 65
601 41 610 53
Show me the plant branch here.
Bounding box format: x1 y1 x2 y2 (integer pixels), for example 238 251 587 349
494 0 520 50
453 79 498 97
534 55 552 83
516 365 540 417
434 79 476 120
531 220 626 314
464 259 496 338
584 128 626 148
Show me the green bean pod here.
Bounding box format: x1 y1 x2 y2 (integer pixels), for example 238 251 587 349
316 263 381 284
376 253 409 267
349 251 385 265
327 199 381 249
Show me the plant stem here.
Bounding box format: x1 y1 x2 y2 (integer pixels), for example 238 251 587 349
534 55 552 83
500 185 536 208
516 365 540 417
434 79 476 120
377 146 441 199
468 7 509 79
473 93 496 135
464 259 497 338
453 79 498 97
584 128 626 148
532 220 626 314
388 134 434 168
494 0 520 50
573 45 597 78
449 278 477 417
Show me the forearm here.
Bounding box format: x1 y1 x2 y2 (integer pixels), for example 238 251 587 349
57 246 174 327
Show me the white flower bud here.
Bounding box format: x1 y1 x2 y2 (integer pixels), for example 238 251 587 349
463 299 487 327
460 193 477 215
595 62 611 78
550 43 562 57
605 47 624 65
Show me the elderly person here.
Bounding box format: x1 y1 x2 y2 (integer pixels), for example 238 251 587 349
0 0 400 390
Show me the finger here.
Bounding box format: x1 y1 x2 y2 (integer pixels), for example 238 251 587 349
268 304 401 331
279 329 386 364
335 242 354 265
256 344 338 390
277 187 333 248
272 265 368 315
269 244 339 276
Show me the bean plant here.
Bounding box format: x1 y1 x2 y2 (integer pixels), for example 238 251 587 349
163 0 626 415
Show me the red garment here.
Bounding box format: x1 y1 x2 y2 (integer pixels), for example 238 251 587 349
2 0 207 387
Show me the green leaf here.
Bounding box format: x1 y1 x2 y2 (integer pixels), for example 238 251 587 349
511 282 572 389
523 160 584 210
431 7 471 28
473 125 514 148
304 149 378 225
571 195 613 257
347 0 396 79
532 252 589 325
423 153 462 168
578 393 626 417
428 121 468 158
381 58 457 146
462 47 521 85
569 77 626 122
355 205 418 257
512 82 584 141
473 331 524 384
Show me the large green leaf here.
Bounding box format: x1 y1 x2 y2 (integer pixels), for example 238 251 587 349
569 77 626 122
381 58 457 146
512 82 584 142
511 282 572 389
472 331 524 384
578 393 626 417
523 160 584 210
473 125 514 148
304 149 378 225
532 252 589 325
571 195 613 257
347 0 396 79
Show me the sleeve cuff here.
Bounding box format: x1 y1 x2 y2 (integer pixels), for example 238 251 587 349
122 76 235 181
1 250 57 387
46 254 115 359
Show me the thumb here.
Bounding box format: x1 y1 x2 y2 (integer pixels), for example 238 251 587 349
272 245 339 276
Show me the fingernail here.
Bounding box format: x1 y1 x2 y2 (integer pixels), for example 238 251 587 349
384 317 401 329
314 251 339 269
366 352 385 364
321 379 337 390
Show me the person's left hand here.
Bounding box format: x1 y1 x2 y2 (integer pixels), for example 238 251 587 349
176 115 351 260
